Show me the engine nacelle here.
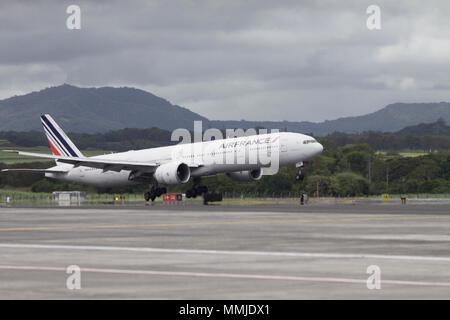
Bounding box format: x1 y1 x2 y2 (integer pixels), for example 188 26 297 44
154 162 190 185
227 168 263 182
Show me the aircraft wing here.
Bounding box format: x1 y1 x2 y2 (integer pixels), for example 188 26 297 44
2 150 200 172
2 150 160 172
1 168 69 174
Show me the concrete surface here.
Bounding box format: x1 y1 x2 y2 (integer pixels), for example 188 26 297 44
0 203 449 299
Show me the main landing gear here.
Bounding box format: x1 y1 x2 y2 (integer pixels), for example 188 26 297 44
185 177 208 199
295 162 305 181
143 177 221 205
144 184 167 202
186 178 223 205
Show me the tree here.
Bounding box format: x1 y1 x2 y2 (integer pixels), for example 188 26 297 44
335 172 369 197
305 175 338 197
340 151 369 175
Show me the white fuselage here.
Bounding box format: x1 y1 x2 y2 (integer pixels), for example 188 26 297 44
45 132 323 187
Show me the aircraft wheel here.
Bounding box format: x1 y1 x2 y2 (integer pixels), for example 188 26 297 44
196 186 208 195
144 192 151 201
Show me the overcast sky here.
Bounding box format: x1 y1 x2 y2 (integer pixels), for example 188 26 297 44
1 0 450 122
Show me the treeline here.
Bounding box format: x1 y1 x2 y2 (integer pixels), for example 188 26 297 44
327 119 450 151
327 132 450 151
1 144 449 196
304 142 450 195
1 120 449 152
0 127 174 151
1 120 449 196
195 144 450 196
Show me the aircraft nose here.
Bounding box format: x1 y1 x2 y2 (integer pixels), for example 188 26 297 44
315 143 324 155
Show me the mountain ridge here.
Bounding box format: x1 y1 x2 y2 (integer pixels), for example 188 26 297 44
0 84 449 135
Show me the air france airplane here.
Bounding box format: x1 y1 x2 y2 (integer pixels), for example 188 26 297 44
2 115 323 202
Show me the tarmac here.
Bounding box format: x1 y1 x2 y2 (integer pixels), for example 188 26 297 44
0 202 449 299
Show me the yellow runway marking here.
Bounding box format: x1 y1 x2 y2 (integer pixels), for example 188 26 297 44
0 215 449 232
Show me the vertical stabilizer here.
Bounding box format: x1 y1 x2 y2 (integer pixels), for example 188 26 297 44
40 114 83 158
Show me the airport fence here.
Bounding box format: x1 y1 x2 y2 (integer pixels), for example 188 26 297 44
222 192 450 199
0 190 145 204
0 190 52 203
222 192 299 199
1 189 450 205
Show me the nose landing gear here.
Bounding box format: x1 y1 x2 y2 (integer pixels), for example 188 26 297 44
295 162 304 181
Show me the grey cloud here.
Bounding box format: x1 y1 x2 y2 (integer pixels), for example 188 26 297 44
1 0 450 122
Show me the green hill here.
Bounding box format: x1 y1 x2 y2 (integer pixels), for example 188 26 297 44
396 118 450 136
0 84 208 133
209 102 450 136
0 84 449 135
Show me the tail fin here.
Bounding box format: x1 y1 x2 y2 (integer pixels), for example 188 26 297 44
40 114 83 158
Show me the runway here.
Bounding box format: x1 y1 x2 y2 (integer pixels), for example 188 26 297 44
0 203 449 299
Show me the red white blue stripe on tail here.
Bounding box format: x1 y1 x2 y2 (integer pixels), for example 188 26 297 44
40 114 83 158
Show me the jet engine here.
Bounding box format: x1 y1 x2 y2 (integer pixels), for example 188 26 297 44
154 162 190 185
227 168 263 182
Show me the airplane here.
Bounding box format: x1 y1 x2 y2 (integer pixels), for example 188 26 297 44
2 114 323 202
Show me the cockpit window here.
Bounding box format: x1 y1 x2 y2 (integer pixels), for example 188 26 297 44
303 139 317 144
